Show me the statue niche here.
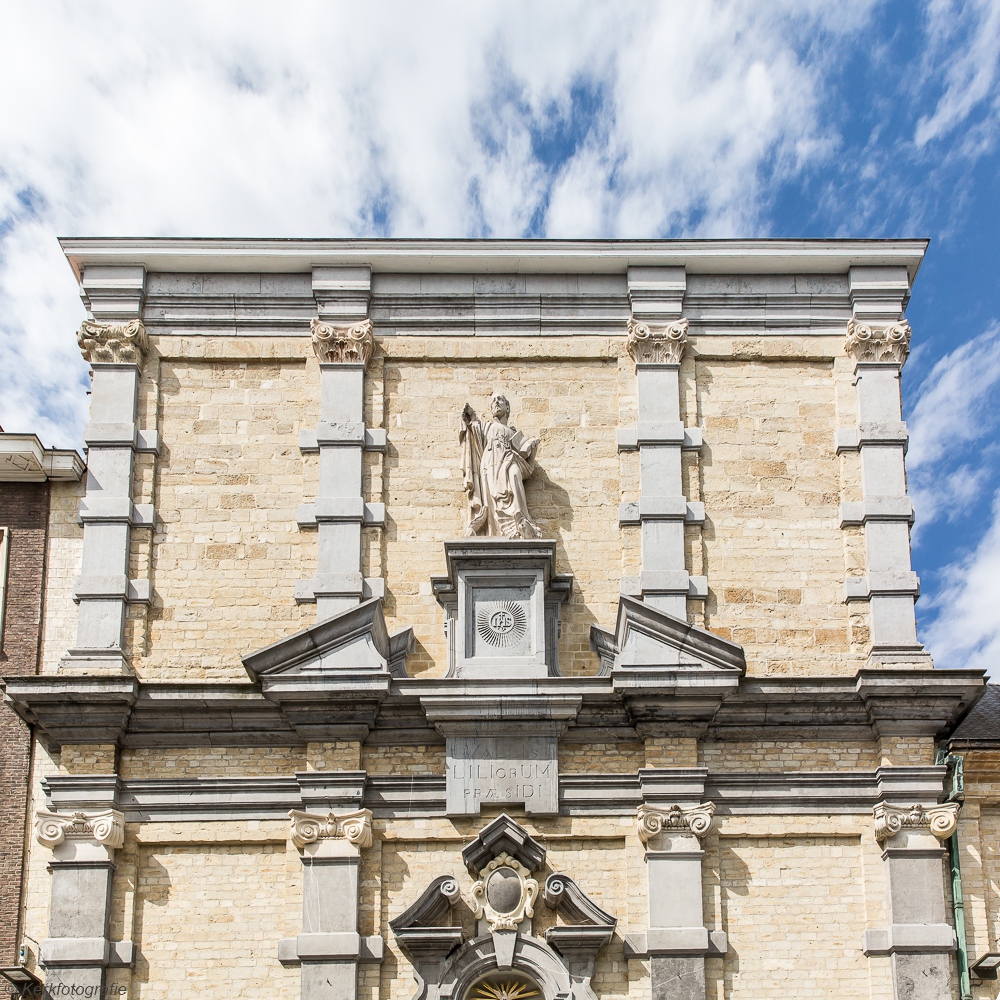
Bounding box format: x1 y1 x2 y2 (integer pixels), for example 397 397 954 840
461 393 542 540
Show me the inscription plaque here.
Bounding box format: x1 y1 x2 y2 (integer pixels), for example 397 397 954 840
445 735 558 815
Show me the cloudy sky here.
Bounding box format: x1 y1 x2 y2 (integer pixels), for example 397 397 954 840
1 0 999 675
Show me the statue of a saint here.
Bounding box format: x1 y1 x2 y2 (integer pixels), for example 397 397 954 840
460 393 542 539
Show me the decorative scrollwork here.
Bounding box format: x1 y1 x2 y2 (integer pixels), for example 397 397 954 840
872 802 958 843
310 317 374 367
77 319 148 365
637 801 716 843
845 318 911 366
470 852 538 932
288 807 373 850
625 317 689 365
35 809 125 850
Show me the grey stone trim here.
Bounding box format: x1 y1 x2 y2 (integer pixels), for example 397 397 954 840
462 813 546 873
845 572 921 599
840 497 914 527
543 873 615 928
618 427 703 451
623 930 727 959
390 875 461 931
277 933 384 963
618 499 705 525
299 427 386 453
39 939 135 968
863 925 957 956
295 500 386 527
36 769 959 823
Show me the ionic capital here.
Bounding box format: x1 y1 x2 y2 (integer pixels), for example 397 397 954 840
288 807 373 850
77 319 148 365
873 802 958 844
845 318 911 366
310 317 374 367
35 809 125 850
637 801 715 842
626 317 688 365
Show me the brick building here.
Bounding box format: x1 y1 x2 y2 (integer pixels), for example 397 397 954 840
0 433 82 965
1 238 992 1000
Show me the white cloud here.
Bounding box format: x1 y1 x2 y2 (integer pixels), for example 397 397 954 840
915 0 1000 148
0 0 876 444
922 489 1000 677
906 324 1000 540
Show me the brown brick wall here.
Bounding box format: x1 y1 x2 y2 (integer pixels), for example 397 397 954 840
0 481 50 963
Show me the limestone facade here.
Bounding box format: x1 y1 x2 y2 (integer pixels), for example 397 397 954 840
1 239 988 1000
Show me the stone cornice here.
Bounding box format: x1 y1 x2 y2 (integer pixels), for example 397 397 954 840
309 317 374 366
60 238 929 283
625 317 688 364
77 318 148 365
288 807 373 849
873 802 959 843
845 318 911 366
35 808 125 850
636 801 715 842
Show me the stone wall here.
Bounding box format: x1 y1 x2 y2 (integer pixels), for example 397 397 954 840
0 481 49 962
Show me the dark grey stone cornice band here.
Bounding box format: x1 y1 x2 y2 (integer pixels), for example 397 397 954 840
41 766 948 823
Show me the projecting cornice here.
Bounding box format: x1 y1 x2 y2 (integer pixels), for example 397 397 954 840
59 237 930 281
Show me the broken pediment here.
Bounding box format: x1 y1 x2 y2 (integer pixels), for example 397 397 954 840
241 598 412 740
462 814 546 876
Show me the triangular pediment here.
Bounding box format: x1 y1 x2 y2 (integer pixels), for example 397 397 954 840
612 595 746 674
243 598 411 680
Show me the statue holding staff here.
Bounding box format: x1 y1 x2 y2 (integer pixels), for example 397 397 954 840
460 393 542 539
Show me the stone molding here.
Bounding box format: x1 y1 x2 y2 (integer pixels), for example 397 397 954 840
637 802 715 842
309 317 374 366
470 852 539 932
872 802 958 843
77 319 148 365
35 808 125 850
845 317 911 366
625 317 689 365
287 807 373 850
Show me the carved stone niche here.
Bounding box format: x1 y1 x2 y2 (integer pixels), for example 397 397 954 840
431 539 572 678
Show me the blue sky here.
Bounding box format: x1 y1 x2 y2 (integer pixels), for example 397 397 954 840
1 0 999 673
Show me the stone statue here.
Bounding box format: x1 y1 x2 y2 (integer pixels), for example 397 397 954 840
461 393 542 539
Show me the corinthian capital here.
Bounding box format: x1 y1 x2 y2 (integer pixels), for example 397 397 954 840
310 317 374 367
35 809 125 850
637 801 715 842
626 317 688 365
873 802 958 844
77 319 148 365
288 807 373 850
845 318 911 366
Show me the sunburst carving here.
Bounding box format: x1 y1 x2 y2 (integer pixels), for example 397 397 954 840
471 980 539 1000
476 600 528 648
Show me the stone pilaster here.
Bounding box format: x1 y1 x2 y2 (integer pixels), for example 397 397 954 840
279 806 382 1000
865 792 960 1000
34 808 132 994
840 266 928 667
297 267 386 620
620 267 705 620
63 264 158 674
629 769 726 1000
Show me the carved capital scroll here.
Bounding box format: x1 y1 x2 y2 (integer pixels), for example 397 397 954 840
288 807 373 850
625 317 688 365
310 317 374 367
35 809 125 850
873 802 958 843
637 801 715 842
77 319 148 365
845 318 911 366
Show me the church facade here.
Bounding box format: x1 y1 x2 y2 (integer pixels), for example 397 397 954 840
2 238 990 1000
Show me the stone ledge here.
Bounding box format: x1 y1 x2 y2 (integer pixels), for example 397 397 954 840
277 934 384 964
844 572 920 600
863 924 956 955
40 938 135 968
294 576 384 602
618 499 705 524
617 426 703 450
624 929 728 958
296 500 385 527
298 426 386 452
839 496 913 526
